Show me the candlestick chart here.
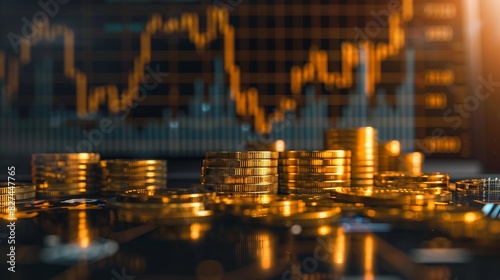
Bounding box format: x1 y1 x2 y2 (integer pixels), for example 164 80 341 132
0 0 473 157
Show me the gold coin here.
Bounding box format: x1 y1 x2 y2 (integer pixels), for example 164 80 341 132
351 177 375 182
324 127 377 135
280 173 350 181
205 151 278 159
201 167 278 176
116 188 213 204
32 153 100 162
104 165 167 170
201 175 278 185
343 158 378 163
0 191 36 201
35 182 100 189
333 187 438 206
280 180 350 188
323 139 376 144
280 150 351 159
32 179 100 186
104 169 168 175
203 183 278 193
105 173 167 179
105 178 167 185
104 184 166 190
0 183 36 194
101 159 167 166
278 158 351 166
202 159 278 168
350 165 377 171
31 170 101 177
279 166 351 174
254 206 342 226
283 187 340 195
32 171 101 178
36 188 97 196
104 182 168 188
31 163 100 170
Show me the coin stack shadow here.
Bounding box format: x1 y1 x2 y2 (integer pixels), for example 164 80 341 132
201 151 279 195
0 182 36 216
278 150 351 194
324 127 378 187
378 140 401 172
100 159 167 195
32 153 101 199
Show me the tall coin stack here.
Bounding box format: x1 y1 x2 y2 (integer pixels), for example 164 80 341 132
278 150 351 194
378 140 400 172
398 152 424 175
201 151 279 195
100 159 167 195
324 127 378 186
32 153 101 199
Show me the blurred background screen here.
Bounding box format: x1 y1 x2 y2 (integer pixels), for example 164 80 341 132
0 0 498 178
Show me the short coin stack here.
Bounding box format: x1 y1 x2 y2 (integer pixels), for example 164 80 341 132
324 127 378 186
378 140 400 172
278 150 351 194
398 152 424 175
32 153 101 199
109 188 215 225
0 182 36 216
201 151 279 195
100 159 167 195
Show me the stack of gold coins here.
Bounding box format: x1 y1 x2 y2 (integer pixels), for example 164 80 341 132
398 152 424 175
31 153 101 199
100 159 167 195
0 182 36 217
278 150 351 194
324 127 378 186
201 151 279 195
378 140 401 172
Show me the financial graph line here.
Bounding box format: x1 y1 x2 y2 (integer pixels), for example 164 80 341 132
0 1 412 134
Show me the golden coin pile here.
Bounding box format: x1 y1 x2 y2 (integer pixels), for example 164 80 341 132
378 140 401 172
100 159 167 195
201 151 279 194
0 182 36 215
398 152 424 175
32 153 101 198
278 150 351 194
324 127 378 186
109 188 215 225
